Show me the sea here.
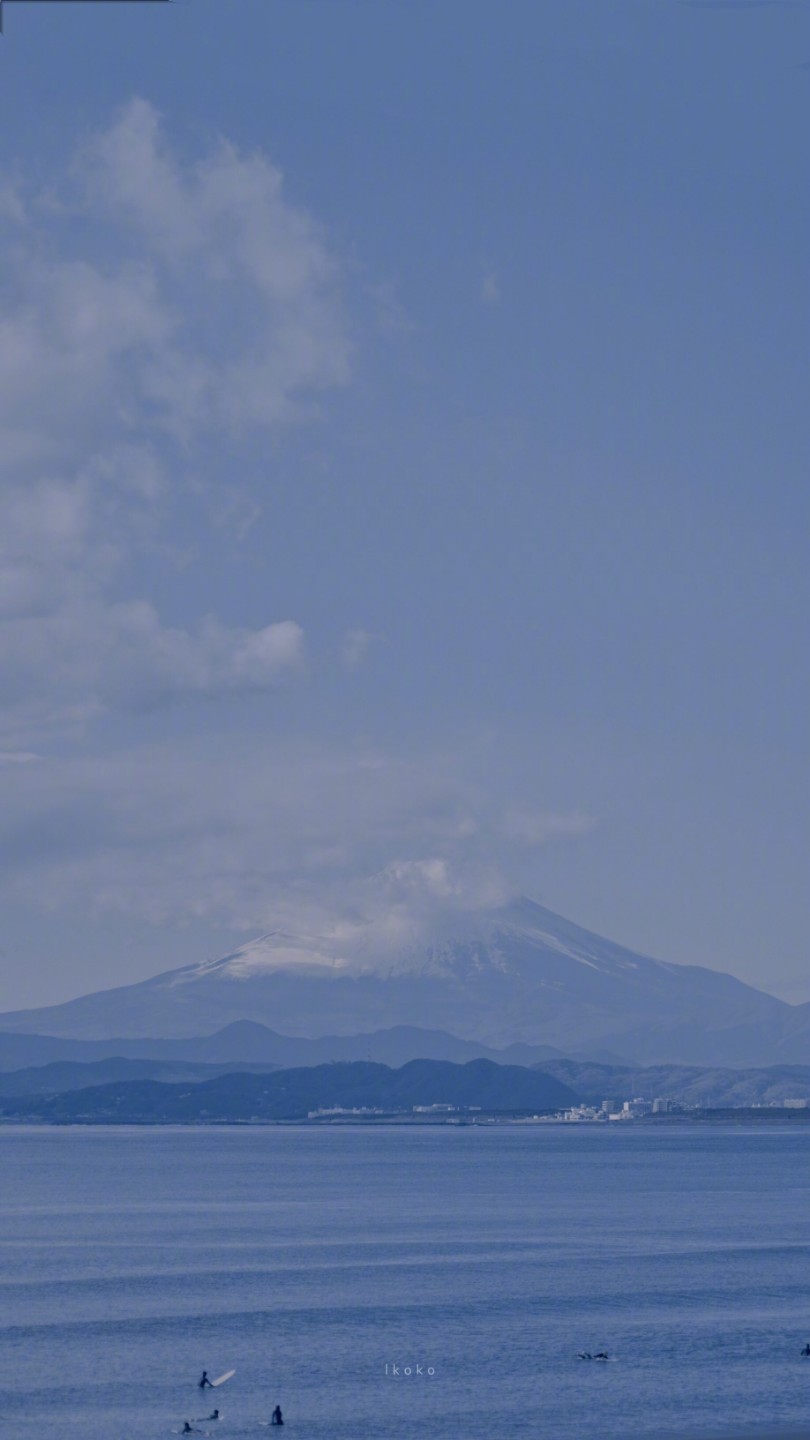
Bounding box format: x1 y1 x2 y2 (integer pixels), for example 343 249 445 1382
2 1123 810 1440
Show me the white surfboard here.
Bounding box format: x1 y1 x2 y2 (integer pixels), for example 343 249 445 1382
211 1370 235 1388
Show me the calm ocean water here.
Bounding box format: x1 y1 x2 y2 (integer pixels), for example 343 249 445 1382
1 1124 810 1440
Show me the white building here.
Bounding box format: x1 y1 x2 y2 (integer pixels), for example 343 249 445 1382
622 1098 653 1117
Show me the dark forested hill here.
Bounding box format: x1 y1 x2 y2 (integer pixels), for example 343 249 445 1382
0 1056 280 1096
0 1057 579 1122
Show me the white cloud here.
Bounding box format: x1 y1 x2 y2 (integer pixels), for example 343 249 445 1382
0 101 349 737
0 105 595 971
78 98 350 433
0 605 305 734
0 733 593 952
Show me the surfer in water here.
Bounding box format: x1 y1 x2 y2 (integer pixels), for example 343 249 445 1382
801 1345 810 1356
271 1404 284 1426
206 1410 221 1421
199 1371 213 1390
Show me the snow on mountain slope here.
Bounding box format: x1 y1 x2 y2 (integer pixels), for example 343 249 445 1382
197 899 677 981
0 898 800 1065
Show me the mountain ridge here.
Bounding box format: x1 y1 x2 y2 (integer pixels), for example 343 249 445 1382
3 898 807 1066
0 1057 580 1123
6 1049 810 1108
0 1021 570 1072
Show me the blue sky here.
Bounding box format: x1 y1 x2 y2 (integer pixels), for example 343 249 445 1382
0 0 808 1009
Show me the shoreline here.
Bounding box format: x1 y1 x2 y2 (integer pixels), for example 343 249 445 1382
3 1108 810 1130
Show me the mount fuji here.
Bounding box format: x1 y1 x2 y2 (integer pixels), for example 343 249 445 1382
3 898 808 1066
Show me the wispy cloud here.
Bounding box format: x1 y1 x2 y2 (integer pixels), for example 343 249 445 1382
341 627 374 670
0 733 594 948
0 100 348 738
480 273 500 305
0 104 593 975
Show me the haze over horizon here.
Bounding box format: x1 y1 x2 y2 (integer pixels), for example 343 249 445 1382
0 0 808 1012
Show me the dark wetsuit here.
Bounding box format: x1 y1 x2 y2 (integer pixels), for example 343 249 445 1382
199 1372 213 1390
271 1406 284 1426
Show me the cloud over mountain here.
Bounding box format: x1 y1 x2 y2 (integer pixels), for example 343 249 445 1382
2 898 803 1068
0 732 591 938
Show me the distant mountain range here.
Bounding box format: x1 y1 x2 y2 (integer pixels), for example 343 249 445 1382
538 1058 810 1109
0 1056 280 1097
0 1058 579 1123
0 1021 569 1073
4 1048 810 1109
2 898 809 1066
